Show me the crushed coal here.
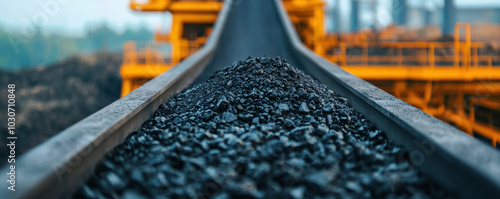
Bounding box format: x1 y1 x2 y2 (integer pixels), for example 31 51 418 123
75 56 453 198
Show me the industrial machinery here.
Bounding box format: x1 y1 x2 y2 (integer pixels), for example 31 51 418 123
119 0 500 146
121 0 328 97
282 0 326 55
120 0 223 97
284 1 500 147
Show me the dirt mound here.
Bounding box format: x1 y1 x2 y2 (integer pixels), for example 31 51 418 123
0 52 122 164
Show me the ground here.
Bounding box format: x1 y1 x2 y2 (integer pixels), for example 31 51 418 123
0 52 122 166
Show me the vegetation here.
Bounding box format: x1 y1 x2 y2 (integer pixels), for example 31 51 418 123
0 23 153 70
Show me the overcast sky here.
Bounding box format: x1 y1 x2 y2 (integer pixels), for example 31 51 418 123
0 0 499 36
0 0 167 36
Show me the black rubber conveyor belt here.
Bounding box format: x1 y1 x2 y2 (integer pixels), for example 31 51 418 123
193 0 299 84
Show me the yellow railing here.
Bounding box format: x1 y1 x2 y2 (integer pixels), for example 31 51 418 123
120 38 207 97
121 41 174 97
123 38 206 66
324 23 500 69
123 41 173 65
320 23 500 147
327 43 499 69
179 37 207 61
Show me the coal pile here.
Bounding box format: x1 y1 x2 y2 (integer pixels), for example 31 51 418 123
75 56 452 198
0 53 122 165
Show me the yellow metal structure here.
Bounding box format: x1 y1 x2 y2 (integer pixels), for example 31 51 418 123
121 0 223 97
284 1 500 147
121 0 500 146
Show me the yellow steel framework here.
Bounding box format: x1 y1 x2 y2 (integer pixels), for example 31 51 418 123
284 1 500 147
121 0 223 97
282 0 326 55
121 0 500 147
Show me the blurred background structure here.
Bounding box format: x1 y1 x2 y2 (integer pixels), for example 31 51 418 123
117 0 500 147
319 0 500 147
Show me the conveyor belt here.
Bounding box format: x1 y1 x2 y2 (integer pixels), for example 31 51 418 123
2 0 500 198
193 0 300 84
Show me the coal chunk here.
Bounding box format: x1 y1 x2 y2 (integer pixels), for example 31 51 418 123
278 103 290 115
322 103 334 113
222 112 237 123
216 96 230 112
284 119 295 129
299 102 310 113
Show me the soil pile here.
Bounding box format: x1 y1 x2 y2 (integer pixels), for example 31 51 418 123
0 52 122 164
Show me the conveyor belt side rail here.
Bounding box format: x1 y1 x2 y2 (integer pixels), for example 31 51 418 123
273 0 500 198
